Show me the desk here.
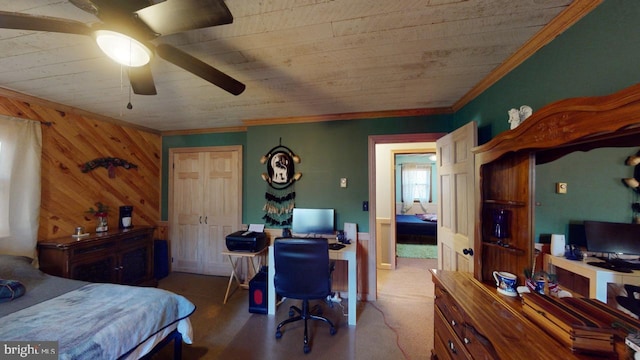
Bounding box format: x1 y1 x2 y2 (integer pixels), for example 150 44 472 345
221 247 267 304
268 241 357 326
544 254 640 302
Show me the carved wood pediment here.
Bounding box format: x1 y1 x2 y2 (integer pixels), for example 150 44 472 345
474 83 640 165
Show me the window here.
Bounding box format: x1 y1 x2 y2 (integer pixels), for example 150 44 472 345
401 163 431 204
0 116 41 257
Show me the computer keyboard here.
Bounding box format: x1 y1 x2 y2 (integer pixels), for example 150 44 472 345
607 258 640 270
587 261 634 273
328 243 345 250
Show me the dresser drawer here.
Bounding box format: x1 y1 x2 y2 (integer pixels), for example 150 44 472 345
71 241 116 259
435 286 466 340
461 322 499 360
434 307 471 359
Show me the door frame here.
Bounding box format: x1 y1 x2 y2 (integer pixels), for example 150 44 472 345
388 148 437 270
368 133 445 300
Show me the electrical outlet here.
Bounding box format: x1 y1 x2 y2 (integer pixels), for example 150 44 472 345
556 182 567 194
340 178 347 188
362 201 369 211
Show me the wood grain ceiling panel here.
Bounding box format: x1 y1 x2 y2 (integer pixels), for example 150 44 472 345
0 0 591 131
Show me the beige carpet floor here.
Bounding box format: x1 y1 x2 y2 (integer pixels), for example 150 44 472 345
152 257 436 359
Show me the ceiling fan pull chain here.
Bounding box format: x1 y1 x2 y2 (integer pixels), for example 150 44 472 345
126 40 133 110
119 64 124 116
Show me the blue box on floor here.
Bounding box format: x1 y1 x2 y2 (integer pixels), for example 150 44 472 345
249 267 268 314
154 239 169 280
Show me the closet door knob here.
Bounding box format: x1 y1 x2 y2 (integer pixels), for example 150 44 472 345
463 248 474 256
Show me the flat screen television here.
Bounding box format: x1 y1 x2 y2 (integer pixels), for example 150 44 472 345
584 220 640 255
291 208 335 236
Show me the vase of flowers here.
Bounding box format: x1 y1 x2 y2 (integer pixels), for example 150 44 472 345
86 202 109 233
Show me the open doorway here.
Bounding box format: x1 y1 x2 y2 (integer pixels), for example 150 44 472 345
376 145 437 270
394 152 438 263
366 133 445 301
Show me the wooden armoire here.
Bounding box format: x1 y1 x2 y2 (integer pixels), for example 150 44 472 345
473 83 640 285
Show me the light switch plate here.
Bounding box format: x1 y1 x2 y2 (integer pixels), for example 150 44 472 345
556 182 567 194
340 178 348 188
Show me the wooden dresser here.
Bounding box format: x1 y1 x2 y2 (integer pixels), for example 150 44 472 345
431 270 596 359
38 226 157 287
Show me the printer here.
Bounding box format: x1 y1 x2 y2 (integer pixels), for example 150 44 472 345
225 230 267 252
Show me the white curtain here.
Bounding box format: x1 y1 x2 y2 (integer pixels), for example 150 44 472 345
0 116 42 259
401 163 431 213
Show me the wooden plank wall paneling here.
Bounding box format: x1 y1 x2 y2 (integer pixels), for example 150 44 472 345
0 95 162 241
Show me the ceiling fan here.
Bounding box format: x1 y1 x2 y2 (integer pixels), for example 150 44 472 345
0 0 246 96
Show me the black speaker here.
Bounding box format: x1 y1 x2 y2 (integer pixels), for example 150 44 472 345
154 239 169 280
249 267 268 314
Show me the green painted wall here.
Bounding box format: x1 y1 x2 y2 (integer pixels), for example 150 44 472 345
245 116 451 232
454 1 640 240
161 115 452 232
161 1 640 237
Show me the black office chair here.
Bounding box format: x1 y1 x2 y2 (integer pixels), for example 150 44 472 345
616 284 640 318
273 237 337 353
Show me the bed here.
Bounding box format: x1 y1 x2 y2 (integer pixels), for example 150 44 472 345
0 254 195 360
396 214 437 245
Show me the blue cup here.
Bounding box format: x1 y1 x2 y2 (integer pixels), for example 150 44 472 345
493 271 518 297
535 279 546 295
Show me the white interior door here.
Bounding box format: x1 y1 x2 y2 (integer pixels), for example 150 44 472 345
170 146 242 275
437 121 477 272
201 150 242 275
171 152 205 274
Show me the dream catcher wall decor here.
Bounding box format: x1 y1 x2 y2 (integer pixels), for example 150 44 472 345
260 140 302 227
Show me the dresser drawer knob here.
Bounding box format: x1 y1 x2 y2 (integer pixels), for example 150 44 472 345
448 340 457 354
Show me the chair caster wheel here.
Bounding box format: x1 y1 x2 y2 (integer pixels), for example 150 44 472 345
330 327 337 335
275 330 282 339
304 344 310 353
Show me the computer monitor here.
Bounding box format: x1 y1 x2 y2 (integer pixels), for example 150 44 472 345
568 223 587 248
584 220 640 255
291 208 335 236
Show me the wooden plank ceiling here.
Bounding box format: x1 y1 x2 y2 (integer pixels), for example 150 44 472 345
0 0 596 132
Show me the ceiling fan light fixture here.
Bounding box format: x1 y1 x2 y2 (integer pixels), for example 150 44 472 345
94 30 152 67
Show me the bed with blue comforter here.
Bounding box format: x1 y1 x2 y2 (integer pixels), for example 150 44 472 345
0 254 195 360
396 214 437 245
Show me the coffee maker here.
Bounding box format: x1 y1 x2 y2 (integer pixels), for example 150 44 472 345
119 205 133 229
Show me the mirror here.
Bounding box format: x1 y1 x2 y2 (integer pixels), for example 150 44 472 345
535 146 640 243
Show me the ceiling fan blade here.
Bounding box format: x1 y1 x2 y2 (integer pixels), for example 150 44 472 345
156 43 245 96
128 65 157 95
0 11 91 35
70 0 152 17
136 0 233 36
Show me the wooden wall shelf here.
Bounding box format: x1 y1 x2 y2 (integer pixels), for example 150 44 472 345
482 241 525 255
483 199 526 206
